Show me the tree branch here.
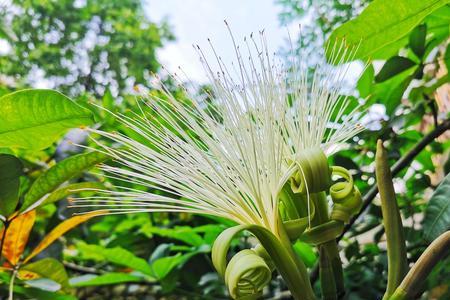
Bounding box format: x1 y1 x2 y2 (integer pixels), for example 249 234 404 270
338 118 450 241
63 261 101 274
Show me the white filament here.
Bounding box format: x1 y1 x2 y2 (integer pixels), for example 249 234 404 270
74 27 364 236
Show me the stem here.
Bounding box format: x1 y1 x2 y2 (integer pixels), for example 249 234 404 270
275 220 317 300
9 269 16 300
319 245 337 300
390 231 450 300
312 193 345 298
376 140 408 299
338 118 450 241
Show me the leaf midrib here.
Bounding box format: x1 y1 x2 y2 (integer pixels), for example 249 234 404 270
0 115 92 135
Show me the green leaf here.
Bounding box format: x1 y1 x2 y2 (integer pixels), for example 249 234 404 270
146 226 205 247
77 243 154 276
375 56 417 83
20 151 108 212
13 286 77 300
21 258 70 290
0 89 93 150
326 0 450 62
70 273 143 287
0 154 23 217
423 173 450 241
373 68 415 115
150 252 196 279
409 24 427 58
357 65 374 98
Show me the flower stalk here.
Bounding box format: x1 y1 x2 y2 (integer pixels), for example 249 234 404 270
376 140 408 300
390 230 450 300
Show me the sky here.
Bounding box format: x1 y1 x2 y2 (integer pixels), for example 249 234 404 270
144 0 296 83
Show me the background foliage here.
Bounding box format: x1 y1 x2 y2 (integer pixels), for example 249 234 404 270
0 0 449 299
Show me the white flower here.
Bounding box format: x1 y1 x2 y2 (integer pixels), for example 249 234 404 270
74 30 364 237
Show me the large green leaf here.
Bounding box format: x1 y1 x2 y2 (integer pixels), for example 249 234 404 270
0 89 94 150
21 258 70 290
423 173 450 241
20 151 108 212
326 0 450 62
70 273 143 287
0 154 23 217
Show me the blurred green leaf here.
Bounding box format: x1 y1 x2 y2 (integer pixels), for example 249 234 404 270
409 24 427 58
0 89 93 150
150 251 200 280
77 243 154 277
21 258 70 291
20 151 108 212
375 56 416 83
70 273 144 287
326 0 450 62
423 173 450 241
0 154 23 217
147 226 205 247
444 43 450 73
13 285 77 300
357 65 375 98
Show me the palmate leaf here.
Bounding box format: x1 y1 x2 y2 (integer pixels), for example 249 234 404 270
0 89 93 150
20 151 108 212
326 0 450 62
423 173 450 241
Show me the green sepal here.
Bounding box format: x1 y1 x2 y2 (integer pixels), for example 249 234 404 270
329 166 362 223
225 249 272 299
212 224 315 300
300 220 344 246
279 185 316 240
290 148 331 194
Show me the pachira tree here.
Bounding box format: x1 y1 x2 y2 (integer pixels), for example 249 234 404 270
0 0 449 299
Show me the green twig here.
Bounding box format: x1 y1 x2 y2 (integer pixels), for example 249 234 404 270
339 118 450 241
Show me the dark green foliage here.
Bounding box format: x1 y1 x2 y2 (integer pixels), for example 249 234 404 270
0 0 173 97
